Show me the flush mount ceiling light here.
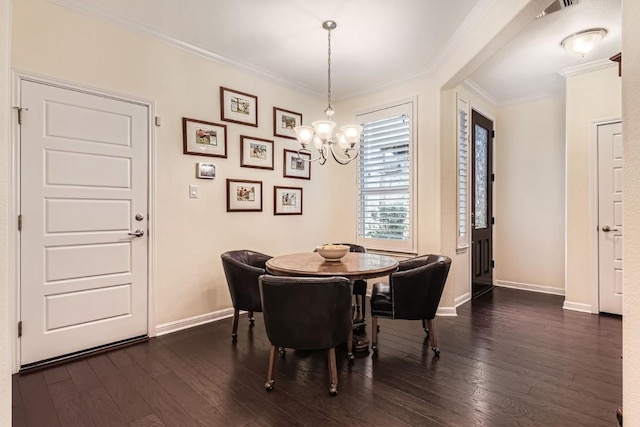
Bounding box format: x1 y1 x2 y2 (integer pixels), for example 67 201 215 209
561 28 607 56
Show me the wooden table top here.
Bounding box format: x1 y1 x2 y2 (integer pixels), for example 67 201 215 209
266 252 399 281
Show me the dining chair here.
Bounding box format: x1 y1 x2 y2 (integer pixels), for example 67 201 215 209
370 254 451 356
259 274 353 396
220 250 272 341
314 243 368 323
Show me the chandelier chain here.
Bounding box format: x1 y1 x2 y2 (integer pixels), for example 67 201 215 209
327 27 332 113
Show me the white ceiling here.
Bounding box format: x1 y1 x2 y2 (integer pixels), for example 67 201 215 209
52 0 621 104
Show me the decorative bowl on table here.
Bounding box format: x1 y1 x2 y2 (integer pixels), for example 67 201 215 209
316 244 349 262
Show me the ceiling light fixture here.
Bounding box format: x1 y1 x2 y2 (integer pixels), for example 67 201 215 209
561 28 607 56
293 20 363 165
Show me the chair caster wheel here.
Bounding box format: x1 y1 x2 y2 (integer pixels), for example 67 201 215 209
371 344 378 353
278 347 286 357
376 325 380 332
265 380 274 392
231 333 238 342
249 318 255 327
329 384 338 396
432 347 440 356
348 352 355 362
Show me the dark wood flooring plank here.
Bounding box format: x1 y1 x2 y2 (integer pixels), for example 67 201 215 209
118 362 202 427
48 378 95 427
81 385 128 427
107 348 136 369
17 371 61 427
125 344 170 378
87 354 153 423
129 414 165 427
67 359 102 392
43 365 71 385
11 374 27 427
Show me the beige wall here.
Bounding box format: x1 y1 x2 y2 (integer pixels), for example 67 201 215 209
1 0 11 424
494 97 565 293
565 66 621 310
622 0 640 422
10 0 338 326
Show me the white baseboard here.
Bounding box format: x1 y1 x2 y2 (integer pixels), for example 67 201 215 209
495 280 565 296
455 292 471 307
562 301 594 314
436 306 457 317
155 308 236 336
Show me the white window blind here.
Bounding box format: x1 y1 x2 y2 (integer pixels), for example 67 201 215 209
457 96 470 250
357 101 415 253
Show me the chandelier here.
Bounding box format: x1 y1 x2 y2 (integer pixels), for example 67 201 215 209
293 20 363 165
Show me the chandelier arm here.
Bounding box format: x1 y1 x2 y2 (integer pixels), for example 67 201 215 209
296 148 325 163
329 144 356 165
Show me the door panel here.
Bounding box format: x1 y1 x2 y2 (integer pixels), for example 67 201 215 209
20 80 149 366
471 110 494 298
598 121 623 315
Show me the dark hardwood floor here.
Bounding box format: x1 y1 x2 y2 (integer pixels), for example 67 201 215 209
12 288 622 426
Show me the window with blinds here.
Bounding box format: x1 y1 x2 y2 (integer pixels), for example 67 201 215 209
356 101 415 253
457 96 470 250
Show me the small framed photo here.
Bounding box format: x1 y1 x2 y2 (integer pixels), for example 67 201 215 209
273 107 302 139
240 136 274 170
196 162 216 179
274 186 303 215
227 179 263 212
220 87 258 127
283 149 311 180
183 117 227 158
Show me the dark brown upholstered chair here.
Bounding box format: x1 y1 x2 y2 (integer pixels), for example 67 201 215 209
314 243 368 323
221 250 272 341
370 254 451 356
259 275 353 396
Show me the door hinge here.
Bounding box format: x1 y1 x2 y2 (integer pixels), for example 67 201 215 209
491 216 495 225
491 260 495 269
18 321 22 338
491 173 495 182
13 107 28 125
18 214 22 231
491 130 495 139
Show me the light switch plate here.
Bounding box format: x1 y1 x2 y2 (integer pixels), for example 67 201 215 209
189 184 198 198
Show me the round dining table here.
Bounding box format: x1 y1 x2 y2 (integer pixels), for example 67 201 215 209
266 252 399 281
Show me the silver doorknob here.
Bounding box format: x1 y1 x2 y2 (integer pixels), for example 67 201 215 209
602 225 619 232
128 229 145 237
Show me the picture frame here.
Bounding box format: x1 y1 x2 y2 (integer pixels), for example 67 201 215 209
274 186 303 215
220 86 258 127
226 179 263 212
273 107 302 139
183 117 228 158
283 149 311 180
196 162 216 179
240 136 274 170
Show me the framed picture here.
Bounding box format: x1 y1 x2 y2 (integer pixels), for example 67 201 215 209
274 186 303 215
220 86 258 127
226 179 263 212
196 162 216 179
183 117 227 158
273 107 302 139
283 149 311 180
240 136 274 170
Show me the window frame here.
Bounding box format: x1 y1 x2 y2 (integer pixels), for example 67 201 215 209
456 94 470 251
355 99 417 254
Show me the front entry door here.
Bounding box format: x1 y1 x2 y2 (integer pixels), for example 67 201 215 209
597 121 623 315
471 110 494 298
20 80 149 366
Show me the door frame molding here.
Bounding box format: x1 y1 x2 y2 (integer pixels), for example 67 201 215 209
589 117 622 314
10 70 157 372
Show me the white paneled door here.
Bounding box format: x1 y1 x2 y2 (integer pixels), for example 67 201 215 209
20 80 149 366
598 121 623 315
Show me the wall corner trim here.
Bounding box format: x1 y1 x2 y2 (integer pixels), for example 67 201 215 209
495 280 565 296
562 301 594 314
155 308 235 336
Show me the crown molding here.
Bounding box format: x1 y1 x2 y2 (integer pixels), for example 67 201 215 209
498 91 559 107
461 78 497 106
48 0 321 98
558 59 616 78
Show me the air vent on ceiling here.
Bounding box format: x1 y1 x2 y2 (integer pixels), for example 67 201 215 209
536 0 578 19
